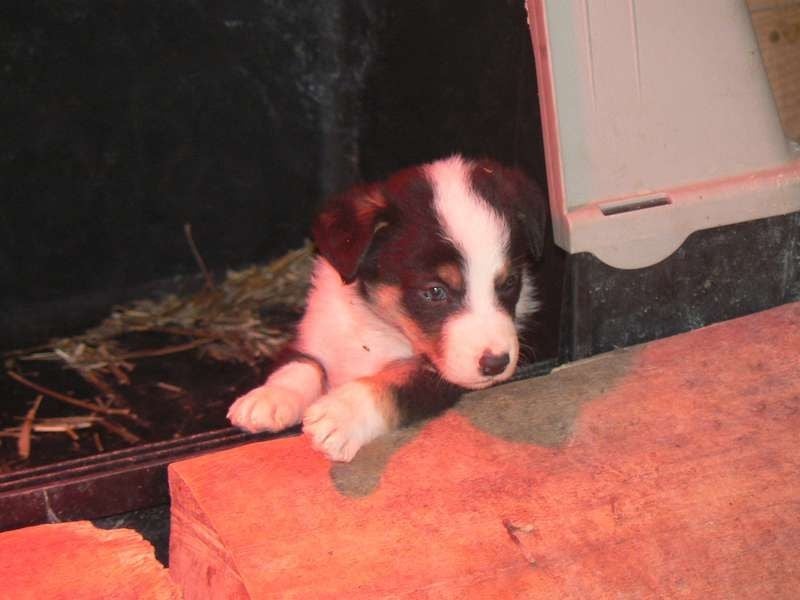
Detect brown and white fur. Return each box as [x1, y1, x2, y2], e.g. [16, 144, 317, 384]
[228, 155, 547, 461]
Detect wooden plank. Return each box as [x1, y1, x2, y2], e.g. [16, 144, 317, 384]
[0, 521, 180, 600]
[748, 1, 800, 140]
[169, 302, 800, 599]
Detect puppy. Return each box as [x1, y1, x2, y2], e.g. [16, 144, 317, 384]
[228, 155, 547, 461]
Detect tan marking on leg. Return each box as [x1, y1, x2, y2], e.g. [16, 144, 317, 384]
[361, 358, 422, 430]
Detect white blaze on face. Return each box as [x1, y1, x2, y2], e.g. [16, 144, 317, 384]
[426, 156, 519, 389]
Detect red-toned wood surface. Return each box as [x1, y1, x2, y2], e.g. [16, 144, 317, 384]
[0, 521, 179, 600]
[169, 302, 800, 599]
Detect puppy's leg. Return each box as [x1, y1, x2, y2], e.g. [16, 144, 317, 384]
[303, 359, 464, 462]
[228, 357, 325, 433]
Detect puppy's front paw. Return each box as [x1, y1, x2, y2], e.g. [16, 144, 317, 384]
[303, 382, 389, 462]
[227, 385, 305, 433]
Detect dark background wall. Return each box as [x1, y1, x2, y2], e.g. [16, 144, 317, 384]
[0, 0, 545, 349]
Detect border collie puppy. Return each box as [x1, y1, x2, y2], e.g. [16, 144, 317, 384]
[228, 155, 547, 461]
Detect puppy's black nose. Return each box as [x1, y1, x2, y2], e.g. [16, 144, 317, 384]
[479, 352, 510, 376]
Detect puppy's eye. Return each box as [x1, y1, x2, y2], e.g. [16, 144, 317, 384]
[420, 285, 448, 303]
[500, 273, 519, 290]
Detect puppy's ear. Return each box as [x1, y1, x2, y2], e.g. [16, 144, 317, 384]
[509, 168, 548, 261]
[471, 160, 549, 261]
[312, 183, 389, 283]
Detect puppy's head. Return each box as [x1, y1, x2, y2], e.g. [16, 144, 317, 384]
[313, 155, 547, 389]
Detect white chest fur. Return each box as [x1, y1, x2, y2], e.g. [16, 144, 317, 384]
[295, 258, 414, 388]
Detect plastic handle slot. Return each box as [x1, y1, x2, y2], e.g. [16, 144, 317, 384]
[599, 195, 672, 216]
